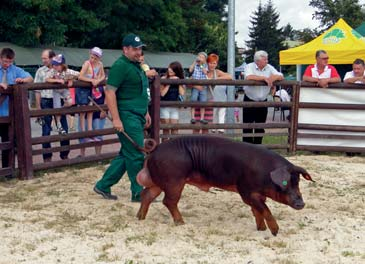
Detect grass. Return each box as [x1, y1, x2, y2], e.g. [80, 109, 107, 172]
[125, 232, 158, 246]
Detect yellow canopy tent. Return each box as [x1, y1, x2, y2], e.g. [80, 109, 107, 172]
[280, 18, 365, 65]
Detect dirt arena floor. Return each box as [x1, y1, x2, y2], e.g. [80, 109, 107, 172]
[0, 154, 364, 264]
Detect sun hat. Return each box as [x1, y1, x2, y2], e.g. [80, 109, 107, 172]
[90, 47, 102, 57]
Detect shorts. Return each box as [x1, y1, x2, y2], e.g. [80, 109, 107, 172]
[160, 107, 179, 120]
[53, 89, 71, 108]
[191, 87, 208, 102]
[76, 87, 91, 105]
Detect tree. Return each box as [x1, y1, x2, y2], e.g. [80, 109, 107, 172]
[309, 0, 364, 29]
[245, 0, 286, 68]
[0, 0, 231, 68]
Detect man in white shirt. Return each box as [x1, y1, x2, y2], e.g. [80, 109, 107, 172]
[243, 50, 284, 144]
[34, 49, 69, 162]
[344, 58, 365, 84]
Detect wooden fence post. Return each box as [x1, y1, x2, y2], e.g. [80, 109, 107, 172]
[13, 85, 33, 179]
[150, 76, 161, 144]
[289, 83, 300, 154]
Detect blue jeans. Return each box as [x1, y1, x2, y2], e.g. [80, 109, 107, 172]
[191, 87, 208, 102]
[41, 98, 70, 160]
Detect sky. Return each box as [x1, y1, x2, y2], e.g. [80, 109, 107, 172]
[235, 0, 365, 48]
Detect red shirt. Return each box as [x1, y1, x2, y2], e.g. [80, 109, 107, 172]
[303, 64, 340, 79]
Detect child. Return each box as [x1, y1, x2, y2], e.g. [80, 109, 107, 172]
[189, 52, 208, 124]
[78, 47, 105, 142]
[46, 54, 79, 134]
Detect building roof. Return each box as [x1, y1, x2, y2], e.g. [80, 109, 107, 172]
[0, 42, 196, 69]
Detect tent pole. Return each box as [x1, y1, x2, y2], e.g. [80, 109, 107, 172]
[296, 64, 302, 81]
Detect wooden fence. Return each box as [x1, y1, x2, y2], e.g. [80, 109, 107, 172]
[0, 79, 364, 180]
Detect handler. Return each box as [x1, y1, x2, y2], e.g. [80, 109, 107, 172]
[94, 33, 151, 202]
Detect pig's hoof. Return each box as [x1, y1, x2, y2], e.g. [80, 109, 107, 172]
[270, 228, 279, 236]
[136, 211, 146, 220]
[257, 224, 267, 231]
[174, 219, 185, 226]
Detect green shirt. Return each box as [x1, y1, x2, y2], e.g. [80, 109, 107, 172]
[107, 55, 149, 113]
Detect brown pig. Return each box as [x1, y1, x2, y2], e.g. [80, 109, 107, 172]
[136, 135, 314, 236]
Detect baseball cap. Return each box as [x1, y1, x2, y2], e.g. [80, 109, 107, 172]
[122, 33, 146, 48]
[90, 47, 102, 57]
[51, 54, 65, 65]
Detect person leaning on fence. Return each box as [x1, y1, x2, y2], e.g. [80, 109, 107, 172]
[302, 50, 341, 88]
[206, 53, 232, 134]
[189, 51, 209, 124]
[0, 48, 33, 170]
[344, 58, 365, 84]
[160, 61, 185, 142]
[35, 49, 71, 162]
[46, 54, 79, 135]
[78, 47, 105, 143]
[242, 50, 284, 144]
[94, 33, 151, 202]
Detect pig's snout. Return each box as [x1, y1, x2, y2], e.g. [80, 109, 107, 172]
[137, 168, 155, 187]
[292, 199, 305, 210]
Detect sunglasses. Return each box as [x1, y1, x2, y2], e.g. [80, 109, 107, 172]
[319, 57, 329, 60]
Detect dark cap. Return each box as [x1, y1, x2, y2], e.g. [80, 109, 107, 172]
[122, 33, 146, 48]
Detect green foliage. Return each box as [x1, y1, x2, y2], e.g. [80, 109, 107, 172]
[309, 0, 365, 29]
[245, 0, 286, 68]
[0, 0, 229, 65]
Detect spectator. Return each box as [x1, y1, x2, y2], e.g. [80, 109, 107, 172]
[78, 47, 105, 143]
[303, 50, 341, 88]
[94, 33, 151, 202]
[344, 58, 365, 84]
[160, 61, 185, 141]
[35, 49, 70, 162]
[46, 54, 79, 135]
[242, 50, 284, 144]
[206, 53, 232, 134]
[79, 86, 106, 157]
[0, 48, 33, 169]
[139, 51, 157, 104]
[234, 92, 240, 123]
[189, 52, 208, 124]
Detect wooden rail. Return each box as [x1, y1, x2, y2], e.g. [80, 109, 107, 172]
[1, 79, 364, 180]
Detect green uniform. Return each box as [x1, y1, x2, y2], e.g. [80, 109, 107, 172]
[95, 55, 149, 201]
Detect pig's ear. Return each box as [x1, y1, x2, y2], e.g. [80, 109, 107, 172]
[293, 166, 315, 182]
[270, 166, 291, 190]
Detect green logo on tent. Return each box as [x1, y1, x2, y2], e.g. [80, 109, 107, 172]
[322, 28, 345, 44]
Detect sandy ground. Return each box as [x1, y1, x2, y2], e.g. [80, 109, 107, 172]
[0, 154, 364, 264]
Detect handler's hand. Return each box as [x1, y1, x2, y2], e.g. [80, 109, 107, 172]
[113, 119, 124, 132]
[145, 112, 151, 128]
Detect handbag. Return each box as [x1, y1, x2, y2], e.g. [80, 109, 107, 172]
[89, 60, 103, 99]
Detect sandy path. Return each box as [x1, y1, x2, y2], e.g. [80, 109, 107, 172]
[0, 155, 364, 264]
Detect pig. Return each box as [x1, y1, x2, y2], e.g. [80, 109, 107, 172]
[136, 135, 314, 236]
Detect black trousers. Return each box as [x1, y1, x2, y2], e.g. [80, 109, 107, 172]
[0, 123, 10, 167]
[242, 95, 268, 144]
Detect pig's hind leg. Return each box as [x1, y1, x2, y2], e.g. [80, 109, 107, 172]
[137, 186, 162, 220]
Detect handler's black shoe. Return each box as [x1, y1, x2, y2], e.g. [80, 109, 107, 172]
[93, 186, 118, 200]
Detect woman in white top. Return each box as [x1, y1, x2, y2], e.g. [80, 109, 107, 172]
[206, 53, 232, 133]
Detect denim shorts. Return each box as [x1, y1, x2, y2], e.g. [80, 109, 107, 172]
[76, 87, 91, 105]
[191, 87, 208, 102]
[160, 107, 179, 120]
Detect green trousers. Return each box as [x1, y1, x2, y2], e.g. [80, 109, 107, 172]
[95, 110, 145, 198]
